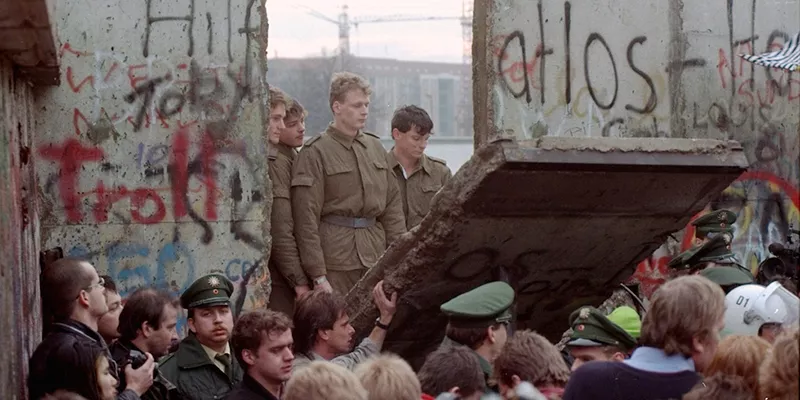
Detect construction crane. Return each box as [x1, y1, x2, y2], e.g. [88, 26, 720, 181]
[298, 4, 464, 58]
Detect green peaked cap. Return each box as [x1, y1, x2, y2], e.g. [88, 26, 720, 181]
[692, 209, 736, 238]
[180, 274, 234, 309]
[567, 306, 637, 351]
[440, 281, 515, 329]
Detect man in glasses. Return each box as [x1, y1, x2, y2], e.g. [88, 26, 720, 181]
[439, 281, 516, 393]
[29, 258, 155, 400]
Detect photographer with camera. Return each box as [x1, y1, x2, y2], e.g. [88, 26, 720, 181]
[29, 258, 154, 400]
[109, 288, 181, 400]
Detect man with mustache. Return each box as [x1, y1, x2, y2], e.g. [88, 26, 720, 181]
[386, 105, 452, 230]
[267, 91, 312, 316]
[160, 274, 243, 399]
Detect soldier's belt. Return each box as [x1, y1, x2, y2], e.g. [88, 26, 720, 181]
[321, 215, 376, 228]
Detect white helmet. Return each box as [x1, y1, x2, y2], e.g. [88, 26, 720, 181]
[723, 282, 799, 337]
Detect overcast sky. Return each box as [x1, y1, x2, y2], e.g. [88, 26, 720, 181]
[266, 0, 466, 63]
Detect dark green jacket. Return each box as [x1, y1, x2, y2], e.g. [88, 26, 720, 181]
[159, 333, 243, 400]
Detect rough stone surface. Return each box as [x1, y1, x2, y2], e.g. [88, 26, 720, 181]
[0, 0, 59, 85]
[0, 57, 42, 400]
[346, 137, 748, 368]
[33, 0, 273, 334]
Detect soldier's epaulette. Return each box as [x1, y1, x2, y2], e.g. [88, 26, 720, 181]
[303, 134, 323, 147]
[428, 155, 447, 165]
[362, 131, 381, 140]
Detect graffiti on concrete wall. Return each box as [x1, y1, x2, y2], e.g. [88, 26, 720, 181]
[35, 0, 271, 326]
[487, 0, 799, 296]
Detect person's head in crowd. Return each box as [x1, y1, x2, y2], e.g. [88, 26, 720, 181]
[55, 342, 118, 400]
[565, 306, 639, 371]
[493, 330, 570, 399]
[293, 290, 354, 360]
[440, 282, 515, 364]
[181, 274, 236, 352]
[705, 335, 771, 395]
[640, 275, 726, 373]
[117, 288, 179, 358]
[41, 258, 109, 329]
[723, 281, 799, 343]
[283, 361, 367, 400]
[329, 71, 372, 134]
[418, 346, 486, 400]
[97, 275, 122, 344]
[280, 98, 307, 148]
[354, 354, 421, 400]
[267, 86, 288, 145]
[231, 310, 294, 397]
[390, 105, 434, 162]
[759, 325, 799, 400]
[682, 373, 753, 400]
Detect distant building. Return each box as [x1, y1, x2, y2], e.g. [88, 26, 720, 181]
[267, 55, 472, 138]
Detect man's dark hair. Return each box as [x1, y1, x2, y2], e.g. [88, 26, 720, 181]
[391, 105, 434, 135]
[293, 290, 347, 357]
[41, 258, 96, 320]
[100, 275, 117, 293]
[231, 310, 293, 370]
[117, 288, 177, 341]
[418, 346, 485, 397]
[445, 324, 496, 349]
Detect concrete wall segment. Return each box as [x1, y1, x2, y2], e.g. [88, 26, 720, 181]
[34, 0, 274, 329]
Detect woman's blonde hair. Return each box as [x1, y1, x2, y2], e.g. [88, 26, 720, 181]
[705, 335, 771, 395]
[759, 325, 799, 400]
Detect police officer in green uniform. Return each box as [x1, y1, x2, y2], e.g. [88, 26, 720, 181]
[159, 274, 243, 400]
[691, 209, 737, 245]
[699, 266, 754, 294]
[439, 281, 515, 393]
[669, 234, 753, 278]
[565, 306, 639, 372]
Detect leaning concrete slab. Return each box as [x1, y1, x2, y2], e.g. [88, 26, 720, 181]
[345, 136, 748, 367]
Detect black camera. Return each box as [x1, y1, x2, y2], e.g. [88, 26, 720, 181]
[128, 349, 148, 370]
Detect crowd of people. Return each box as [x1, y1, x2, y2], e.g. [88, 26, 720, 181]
[27, 72, 800, 400]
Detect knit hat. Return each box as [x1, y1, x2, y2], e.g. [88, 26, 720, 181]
[606, 306, 642, 340]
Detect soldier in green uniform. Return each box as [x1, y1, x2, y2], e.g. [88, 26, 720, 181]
[565, 306, 639, 372]
[159, 274, 243, 399]
[698, 266, 754, 294]
[386, 105, 452, 230]
[690, 209, 737, 246]
[669, 234, 754, 279]
[439, 281, 515, 393]
[291, 72, 406, 295]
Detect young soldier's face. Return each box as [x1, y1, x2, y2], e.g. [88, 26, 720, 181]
[248, 329, 294, 384]
[392, 125, 429, 160]
[268, 103, 287, 144]
[334, 89, 369, 131]
[189, 305, 235, 347]
[280, 115, 305, 148]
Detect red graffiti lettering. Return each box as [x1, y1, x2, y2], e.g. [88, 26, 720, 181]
[170, 127, 190, 218]
[717, 49, 729, 89]
[130, 188, 167, 224]
[38, 139, 105, 222]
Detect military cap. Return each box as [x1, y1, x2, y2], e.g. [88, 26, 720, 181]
[606, 306, 642, 340]
[567, 306, 637, 351]
[685, 234, 735, 265]
[700, 266, 754, 287]
[440, 281, 515, 329]
[692, 209, 736, 238]
[667, 247, 697, 270]
[180, 274, 234, 309]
